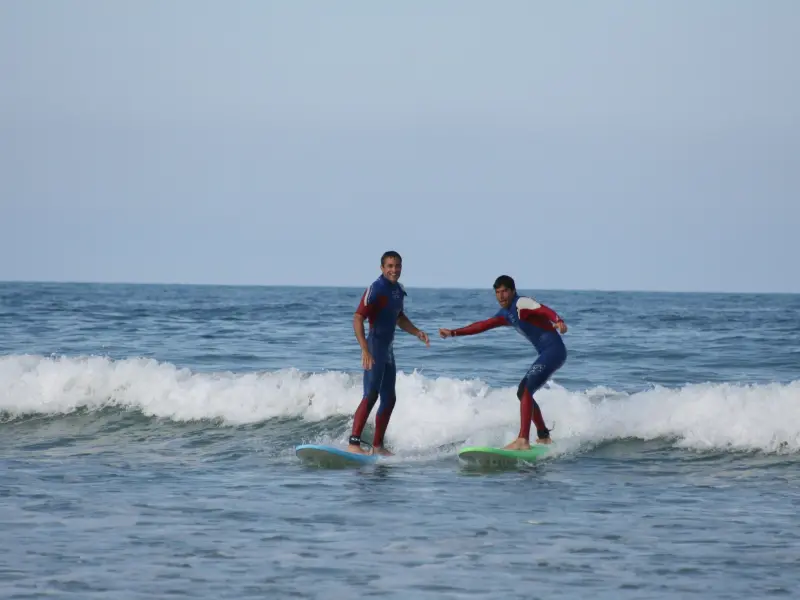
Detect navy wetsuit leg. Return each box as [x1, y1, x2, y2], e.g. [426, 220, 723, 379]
[516, 341, 567, 440]
[350, 341, 393, 445]
[523, 343, 566, 394]
[373, 350, 397, 447]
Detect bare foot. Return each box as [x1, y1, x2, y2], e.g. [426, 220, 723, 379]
[347, 444, 368, 455]
[503, 437, 531, 451]
[536, 437, 553, 445]
[373, 446, 394, 456]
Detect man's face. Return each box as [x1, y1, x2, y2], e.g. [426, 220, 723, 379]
[494, 285, 514, 309]
[381, 257, 402, 283]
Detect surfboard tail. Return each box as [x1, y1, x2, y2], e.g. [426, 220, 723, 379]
[296, 444, 380, 468]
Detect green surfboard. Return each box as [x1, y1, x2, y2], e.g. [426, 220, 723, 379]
[458, 444, 551, 467]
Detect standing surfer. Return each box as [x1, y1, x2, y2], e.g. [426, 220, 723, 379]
[347, 251, 430, 455]
[438, 275, 568, 450]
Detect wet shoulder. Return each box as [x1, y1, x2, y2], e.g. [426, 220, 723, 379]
[369, 277, 405, 306]
[368, 275, 390, 295]
[515, 296, 542, 313]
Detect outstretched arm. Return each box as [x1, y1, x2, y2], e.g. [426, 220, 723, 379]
[397, 312, 430, 346]
[439, 315, 506, 338]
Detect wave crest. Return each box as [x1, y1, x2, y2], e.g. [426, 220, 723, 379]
[2, 355, 799, 454]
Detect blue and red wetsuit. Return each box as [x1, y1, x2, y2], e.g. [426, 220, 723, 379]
[349, 274, 407, 447]
[451, 294, 567, 440]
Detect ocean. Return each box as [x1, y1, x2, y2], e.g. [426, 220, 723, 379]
[1, 281, 799, 599]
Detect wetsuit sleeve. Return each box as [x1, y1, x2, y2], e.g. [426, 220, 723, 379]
[517, 297, 563, 324]
[355, 285, 387, 320]
[451, 315, 507, 337]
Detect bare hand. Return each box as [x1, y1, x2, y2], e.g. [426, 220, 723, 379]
[439, 328, 453, 339]
[554, 320, 568, 334]
[416, 330, 430, 346]
[361, 349, 374, 370]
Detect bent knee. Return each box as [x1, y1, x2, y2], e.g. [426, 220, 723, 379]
[516, 378, 527, 400]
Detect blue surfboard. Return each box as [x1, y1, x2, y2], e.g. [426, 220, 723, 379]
[295, 444, 380, 468]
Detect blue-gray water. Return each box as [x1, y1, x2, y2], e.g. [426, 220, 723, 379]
[1, 282, 799, 599]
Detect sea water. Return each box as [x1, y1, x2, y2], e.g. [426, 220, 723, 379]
[1, 282, 799, 598]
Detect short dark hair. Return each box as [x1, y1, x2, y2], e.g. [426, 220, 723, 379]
[493, 275, 516, 291]
[381, 250, 402, 265]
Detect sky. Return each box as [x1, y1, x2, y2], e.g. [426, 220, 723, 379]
[1, 0, 798, 293]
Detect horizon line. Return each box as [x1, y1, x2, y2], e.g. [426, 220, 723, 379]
[0, 278, 796, 297]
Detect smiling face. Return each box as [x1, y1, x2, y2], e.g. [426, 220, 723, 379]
[381, 256, 402, 283]
[494, 284, 514, 309]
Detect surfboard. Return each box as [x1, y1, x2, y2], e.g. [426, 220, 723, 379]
[295, 444, 380, 468]
[458, 444, 551, 467]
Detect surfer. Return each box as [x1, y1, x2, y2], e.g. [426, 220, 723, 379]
[438, 275, 567, 451]
[348, 251, 430, 456]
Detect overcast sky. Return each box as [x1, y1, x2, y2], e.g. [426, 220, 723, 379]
[1, 0, 798, 292]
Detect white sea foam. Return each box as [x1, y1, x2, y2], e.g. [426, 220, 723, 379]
[2, 354, 799, 454]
